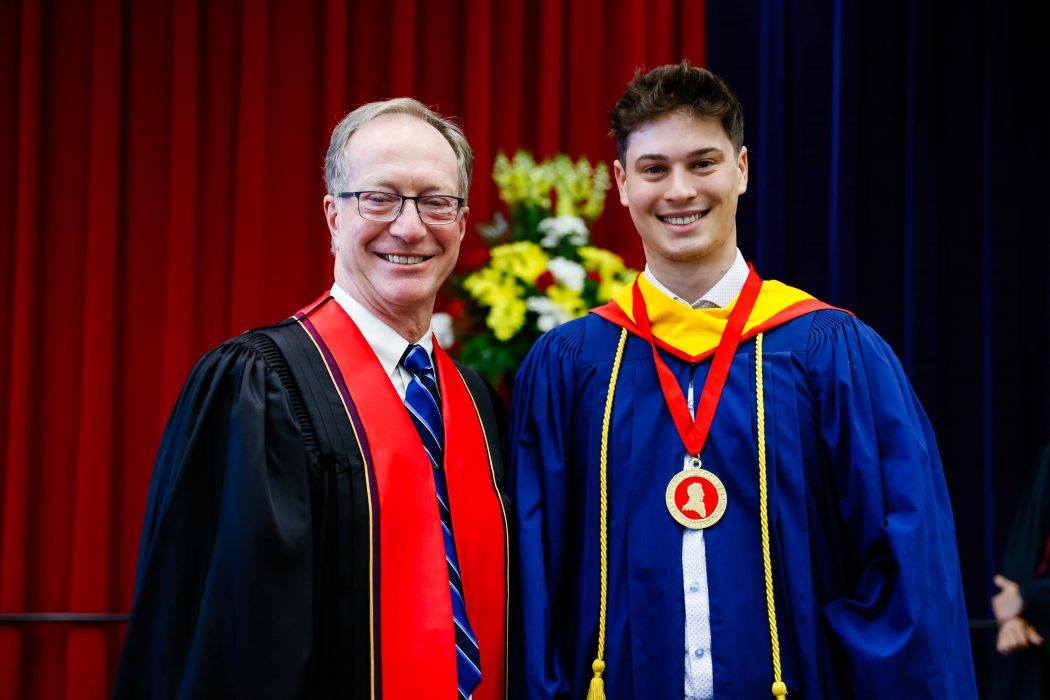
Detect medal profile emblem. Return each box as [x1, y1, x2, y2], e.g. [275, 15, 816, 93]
[665, 465, 727, 529]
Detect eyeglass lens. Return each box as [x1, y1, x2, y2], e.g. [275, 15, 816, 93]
[357, 192, 460, 224]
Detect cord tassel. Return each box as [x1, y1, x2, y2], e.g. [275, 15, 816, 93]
[586, 660, 606, 700]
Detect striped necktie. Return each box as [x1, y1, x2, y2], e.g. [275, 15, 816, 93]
[401, 344, 482, 699]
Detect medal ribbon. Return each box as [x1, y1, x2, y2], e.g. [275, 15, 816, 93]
[631, 265, 763, 457]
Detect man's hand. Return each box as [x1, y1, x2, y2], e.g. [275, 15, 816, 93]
[992, 574, 1025, 621]
[996, 616, 1044, 654]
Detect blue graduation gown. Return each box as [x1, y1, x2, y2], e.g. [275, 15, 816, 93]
[509, 308, 976, 699]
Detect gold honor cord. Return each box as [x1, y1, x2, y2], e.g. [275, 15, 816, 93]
[588, 328, 628, 700]
[590, 330, 787, 699]
[756, 333, 787, 698]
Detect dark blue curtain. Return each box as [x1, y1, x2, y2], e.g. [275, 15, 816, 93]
[707, 0, 1050, 692]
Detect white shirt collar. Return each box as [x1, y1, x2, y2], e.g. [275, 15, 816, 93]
[329, 283, 434, 387]
[644, 249, 749, 309]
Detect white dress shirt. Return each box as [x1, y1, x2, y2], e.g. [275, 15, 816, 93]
[644, 250, 748, 700]
[329, 283, 435, 399]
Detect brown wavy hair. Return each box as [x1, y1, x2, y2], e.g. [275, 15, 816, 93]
[609, 61, 745, 164]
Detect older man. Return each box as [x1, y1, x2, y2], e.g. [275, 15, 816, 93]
[117, 99, 508, 700]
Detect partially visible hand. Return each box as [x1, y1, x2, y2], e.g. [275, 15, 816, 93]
[992, 574, 1025, 621]
[996, 616, 1044, 654]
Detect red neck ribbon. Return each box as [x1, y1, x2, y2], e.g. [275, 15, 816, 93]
[631, 266, 763, 457]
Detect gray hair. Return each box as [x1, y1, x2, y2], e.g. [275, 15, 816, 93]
[324, 97, 473, 201]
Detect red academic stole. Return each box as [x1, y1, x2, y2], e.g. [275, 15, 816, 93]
[592, 266, 847, 362]
[295, 295, 508, 700]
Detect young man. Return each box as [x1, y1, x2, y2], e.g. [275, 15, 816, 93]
[510, 63, 976, 699]
[117, 99, 509, 699]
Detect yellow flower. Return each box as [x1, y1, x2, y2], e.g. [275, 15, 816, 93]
[548, 155, 610, 220]
[489, 242, 549, 283]
[546, 284, 588, 320]
[493, 150, 554, 209]
[487, 298, 528, 340]
[579, 246, 636, 301]
[582, 162, 611, 221]
[463, 267, 516, 307]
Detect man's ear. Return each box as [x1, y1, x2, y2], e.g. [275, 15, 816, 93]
[614, 159, 630, 207]
[737, 147, 748, 195]
[456, 206, 469, 243]
[323, 195, 340, 235]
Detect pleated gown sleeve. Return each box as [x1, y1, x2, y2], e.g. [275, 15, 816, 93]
[115, 333, 315, 699]
[508, 324, 586, 700]
[804, 311, 975, 697]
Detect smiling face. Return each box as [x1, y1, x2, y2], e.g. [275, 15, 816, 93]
[614, 110, 748, 299]
[323, 113, 468, 341]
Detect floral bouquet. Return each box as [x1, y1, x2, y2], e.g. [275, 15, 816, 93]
[442, 150, 636, 390]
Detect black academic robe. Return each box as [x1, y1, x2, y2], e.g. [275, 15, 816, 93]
[991, 443, 1050, 699]
[114, 300, 508, 699]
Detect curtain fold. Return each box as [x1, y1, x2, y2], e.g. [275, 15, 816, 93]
[707, 1, 1050, 692]
[62, 0, 125, 693]
[0, 1, 705, 696]
[3, 1, 44, 698]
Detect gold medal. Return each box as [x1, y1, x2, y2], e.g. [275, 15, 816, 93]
[665, 457, 727, 529]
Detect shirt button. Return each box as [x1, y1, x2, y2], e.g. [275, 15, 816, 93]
[689, 581, 701, 593]
[694, 648, 705, 658]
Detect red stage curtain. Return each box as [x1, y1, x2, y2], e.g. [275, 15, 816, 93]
[0, 0, 704, 696]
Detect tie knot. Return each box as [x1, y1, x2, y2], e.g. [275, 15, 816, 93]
[402, 344, 433, 376]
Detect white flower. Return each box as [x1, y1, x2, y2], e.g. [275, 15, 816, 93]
[546, 257, 586, 291]
[538, 215, 589, 248]
[526, 296, 571, 332]
[431, 312, 455, 348]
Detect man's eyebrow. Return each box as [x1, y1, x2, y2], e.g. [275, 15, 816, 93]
[359, 178, 401, 192]
[358, 179, 451, 195]
[634, 147, 724, 163]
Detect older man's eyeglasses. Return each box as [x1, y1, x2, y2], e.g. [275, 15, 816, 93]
[337, 191, 464, 225]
